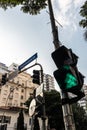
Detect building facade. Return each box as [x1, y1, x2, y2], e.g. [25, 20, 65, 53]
[43, 74, 55, 91]
[78, 85, 87, 113]
[0, 62, 55, 130]
[0, 62, 38, 130]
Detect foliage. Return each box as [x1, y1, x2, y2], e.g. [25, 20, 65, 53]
[72, 103, 87, 130]
[17, 109, 25, 130]
[79, 1, 87, 28]
[25, 90, 87, 130]
[44, 90, 65, 130]
[79, 1, 87, 41]
[25, 90, 65, 130]
[0, 0, 47, 15]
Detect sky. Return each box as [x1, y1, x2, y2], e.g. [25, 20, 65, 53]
[0, 0, 87, 91]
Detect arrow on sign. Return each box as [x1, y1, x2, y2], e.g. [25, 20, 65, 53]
[18, 53, 38, 71]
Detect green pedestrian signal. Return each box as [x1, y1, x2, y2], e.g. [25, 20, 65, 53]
[54, 65, 78, 91]
[65, 73, 78, 89]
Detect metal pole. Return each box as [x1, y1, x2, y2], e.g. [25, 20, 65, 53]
[22, 63, 46, 130]
[47, 0, 76, 130]
[35, 63, 46, 130]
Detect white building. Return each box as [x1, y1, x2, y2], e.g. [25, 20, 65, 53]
[43, 74, 55, 91]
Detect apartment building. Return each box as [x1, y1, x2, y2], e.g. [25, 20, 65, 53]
[0, 62, 38, 130]
[0, 62, 55, 130]
[43, 74, 55, 91]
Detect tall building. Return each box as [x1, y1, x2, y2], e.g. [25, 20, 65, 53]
[43, 74, 55, 91]
[0, 62, 38, 130]
[78, 85, 87, 113]
[0, 62, 9, 74]
[8, 63, 18, 71]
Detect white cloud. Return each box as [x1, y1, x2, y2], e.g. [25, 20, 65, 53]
[53, 0, 86, 31]
[58, 0, 71, 14]
[74, 0, 85, 8]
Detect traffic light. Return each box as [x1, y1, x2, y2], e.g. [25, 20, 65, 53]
[1, 73, 7, 85]
[32, 70, 42, 85]
[51, 45, 85, 103]
[53, 65, 83, 92]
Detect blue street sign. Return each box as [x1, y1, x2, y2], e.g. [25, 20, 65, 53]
[18, 53, 38, 71]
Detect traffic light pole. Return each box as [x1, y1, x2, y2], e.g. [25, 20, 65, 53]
[19, 63, 46, 130]
[47, 0, 76, 130]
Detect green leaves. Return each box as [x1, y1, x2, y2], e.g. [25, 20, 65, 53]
[72, 103, 87, 130]
[0, 0, 47, 15]
[79, 19, 87, 28]
[80, 1, 87, 18]
[79, 1, 87, 41]
[0, 0, 23, 10]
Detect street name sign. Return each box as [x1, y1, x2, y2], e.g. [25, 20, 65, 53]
[18, 53, 38, 71]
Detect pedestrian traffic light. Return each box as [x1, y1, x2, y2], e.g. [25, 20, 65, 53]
[1, 73, 7, 85]
[32, 70, 42, 85]
[53, 65, 83, 92]
[51, 45, 85, 103]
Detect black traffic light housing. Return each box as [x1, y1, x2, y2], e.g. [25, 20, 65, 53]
[51, 46, 72, 68]
[54, 66, 84, 93]
[51, 45, 85, 104]
[32, 70, 42, 85]
[51, 45, 78, 68]
[1, 73, 7, 85]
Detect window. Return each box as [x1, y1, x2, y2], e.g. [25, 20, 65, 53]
[14, 100, 18, 106]
[16, 87, 19, 91]
[5, 116, 11, 123]
[20, 102, 23, 106]
[21, 95, 24, 99]
[22, 83, 24, 86]
[21, 89, 24, 93]
[17, 81, 19, 84]
[3, 93, 7, 95]
[0, 116, 11, 123]
[8, 103, 12, 106]
[2, 98, 6, 102]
